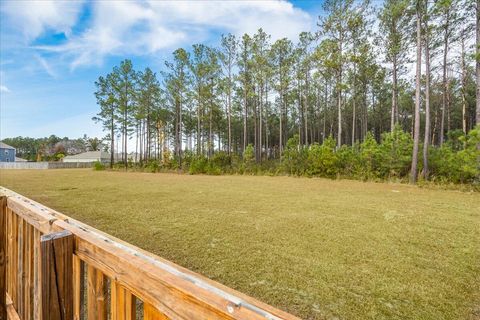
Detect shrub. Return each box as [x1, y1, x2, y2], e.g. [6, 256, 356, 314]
[145, 160, 160, 173]
[243, 144, 256, 174]
[358, 133, 381, 179]
[189, 156, 208, 174]
[378, 126, 413, 179]
[430, 127, 480, 183]
[306, 136, 338, 178]
[211, 151, 232, 170]
[282, 135, 307, 175]
[93, 161, 105, 171]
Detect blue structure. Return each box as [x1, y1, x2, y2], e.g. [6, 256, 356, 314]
[0, 142, 16, 162]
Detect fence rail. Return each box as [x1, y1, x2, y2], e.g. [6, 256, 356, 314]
[0, 187, 299, 320]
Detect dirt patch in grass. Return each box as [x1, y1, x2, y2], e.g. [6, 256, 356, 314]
[1, 169, 479, 319]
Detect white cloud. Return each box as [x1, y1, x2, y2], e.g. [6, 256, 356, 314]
[0, 85, 10, 93]
[1, 0, 85, 41]
[26, 1, 314, 68]
[35, 55, 57, 78]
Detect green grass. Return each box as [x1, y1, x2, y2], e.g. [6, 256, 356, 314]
[1, 169, 479, 319]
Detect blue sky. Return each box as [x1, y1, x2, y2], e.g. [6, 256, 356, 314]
[0, 0, 325, 139]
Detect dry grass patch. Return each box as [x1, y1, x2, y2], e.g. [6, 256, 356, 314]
[1, 169, 479, 319]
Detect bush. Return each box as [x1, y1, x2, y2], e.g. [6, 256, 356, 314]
[189, 156, 208, 174]
[211, 151, 232, 170]
[93, 161, 105, 171]
[243, 144, 256, 174]
[282, 135, 307, 175]
[337, 145, 359, 178]
[145, 160, 160, 173]
[358, 132, 381, 179]
[378, 126, 413, 179]
[306, 136, 338, 178]
[430, 127, 479, 183]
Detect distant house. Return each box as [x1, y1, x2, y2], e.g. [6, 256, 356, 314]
[15, 157, 28, 162]
[63, 151, 111, 163]
[0, 142, 16, 162]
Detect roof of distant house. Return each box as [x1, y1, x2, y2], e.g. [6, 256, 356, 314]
[0, 142, 15, 149]
[15, 157, 28, 162]
[63, 151, 110, 160]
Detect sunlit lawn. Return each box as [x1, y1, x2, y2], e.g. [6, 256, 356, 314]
[1, 169, 479, 319]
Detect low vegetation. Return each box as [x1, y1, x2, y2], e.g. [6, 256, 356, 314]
[118, 127, 480, 187]
[1, 170, 478, 319]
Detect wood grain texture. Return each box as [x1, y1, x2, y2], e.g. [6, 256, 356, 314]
[111, 283, 136, 320]
[88, 265, 107, 320]
[72, 255, 84, 320]
[0, 196, 6, 320]
[6, 294, 19, 320]
[33, 229, 41, 320]
[40, 230, 73, 320]
[144, 302, 170, 320]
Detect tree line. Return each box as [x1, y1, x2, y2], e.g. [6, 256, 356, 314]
[93, 0, 479, 184]
[2, 135, 102, 161]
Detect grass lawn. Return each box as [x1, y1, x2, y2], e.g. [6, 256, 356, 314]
[0, 169, 479, 319]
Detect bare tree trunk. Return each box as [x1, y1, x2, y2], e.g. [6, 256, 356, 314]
[259, 83, 263, 161]
[423, 10, 431, 180]
[209, 100, 213, 159]
[477, 0, 480, 126]
[363, 85, 368, 141]
[279, 70, 284, 159]
[323, 82, 327, 142]
[110, 108, 114, 168]
[411, 1, 422, 184]
[352, 61, 356, 146]
[197, 91, 201, 156]
[305, 69, 309, 146]
[227, 66, 232, 155]
[254, 88, 258, 162]
[243, 89, 248, 153]
[440, 11, 450, 146]
[337, 87, 342, 147]
[136, 122, 139, 164]
[337, 42, 343, 148]
[476, 0, 480, 181]
[391, 56, 398, 131]
[178, 97, 182, 165]
[461, 32, 468, 135]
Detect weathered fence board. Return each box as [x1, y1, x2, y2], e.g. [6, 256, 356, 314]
[40, 230, 73, 320]
[0, 196, 6, 320]
[0, 187, 299, 320]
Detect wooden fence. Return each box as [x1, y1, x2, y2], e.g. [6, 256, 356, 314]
[0, 187, 299, 320]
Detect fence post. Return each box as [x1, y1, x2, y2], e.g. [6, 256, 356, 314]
[41, 230, 73, 320]
[0, 196, 6, 320]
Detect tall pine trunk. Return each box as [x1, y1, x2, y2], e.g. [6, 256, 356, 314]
[337, 42, 343, 148]
[477, 0, 480, 126]
[440, 12, 449, 146]
[352, 60, 357, 146]
[110, 106, 114, 168]
[391, 55, 398, 131]
[197, 88, 201, 156]
[461, 32, 467, 135]
[423, 9, 431, 179]
[227, 66, 232, 155]
[411, 0, 422, 184]
[243, 86, 248, 153]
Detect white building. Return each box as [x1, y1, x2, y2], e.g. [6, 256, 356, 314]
[63, 151, 111, 163]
